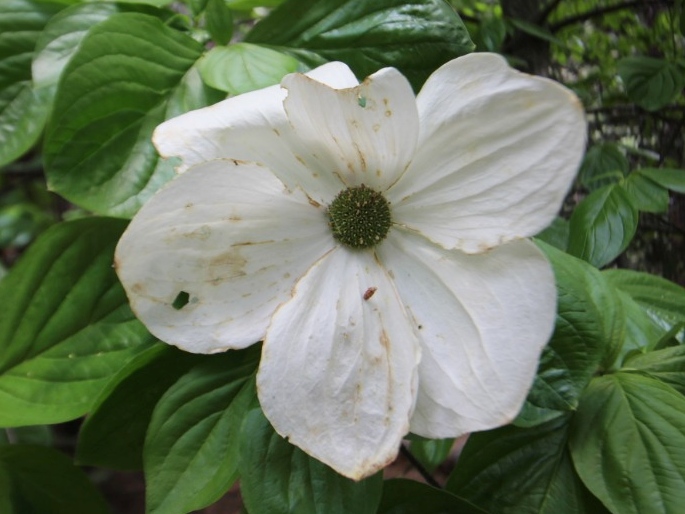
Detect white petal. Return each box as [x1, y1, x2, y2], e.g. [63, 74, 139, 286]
[115, 159, 333, 353]
[377, 230, 555, 438]
[152, 62, 359, 204]
[257, 248, 420, 480]
[388, 53, 586, 253]
[281, 67, 419, 191]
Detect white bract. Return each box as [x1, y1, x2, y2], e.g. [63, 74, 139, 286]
[115, 53, 586, 480]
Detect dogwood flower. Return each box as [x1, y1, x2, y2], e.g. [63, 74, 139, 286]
[115, 53, 585, 480]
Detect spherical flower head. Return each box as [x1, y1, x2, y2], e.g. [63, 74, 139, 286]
[115, 53, 586, 480]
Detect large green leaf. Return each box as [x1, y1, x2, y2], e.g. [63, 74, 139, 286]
[76, 344, 204, 470]
[0, 218, 156, 426]
[144, 347, 260, 514]
[618, 56, 685, 111]
[569, 372, 685, 514]
[625, 345, 685, 396]
[239, 408, 383, 514]
[246, 0, 474, 90]
[43, 13, 209, 218]
[0, 444, 109, 514]
[515, 243, 612, 426]
[379, 479, 487, 514]
[603, 269, 685, 331]
[0, 0, 63, 166]
[447, 415, 609, 514]
[568, 184, 638, 268]
[197, 43, 299, 95]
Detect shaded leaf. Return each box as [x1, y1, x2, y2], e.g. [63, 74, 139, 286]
[620, 171, 669, 213]
[579, 143, 629, 191]
[638, 167, 685, 194]
[618, 56, 685, 111]
[379, 479, 486, 514]
[239, 408, 383, 514]
[448, 415, 608, 514]
[0, 445, 109, 514]
[76, 344, 204, 470]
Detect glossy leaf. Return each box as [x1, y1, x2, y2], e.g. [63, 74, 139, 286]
[516, 243, 612, 426]
[625, 345, 685, 395]
[620, 171, 669, 213]
[0, 218, 156, 426]
[618, 56, 685, 111]
[534, 217, 569, 252]
[603, 269, 685, 330]
[76, 344, 204, 470]
[239, 408, 383, 514]
[198, 43, 299, 95]
[0, 0, 63, 166]
[144, 348, 260, 514]
[379, 479, 486, 514]
[0, 444, 109, 514]
[568, 184, 638, 268]
[43, 13, 206, 217]
[612, 290, 666, 363]
[570, 373, 685, 514]
[448, 415, 608, 514]
[246, 0, 474, 90]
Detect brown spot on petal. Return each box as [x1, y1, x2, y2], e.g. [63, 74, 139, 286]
[380, 330, 390, 350]
[385, 110, 392, 117]
[372, 124, 381, 132]
[208, 248, 247, 278]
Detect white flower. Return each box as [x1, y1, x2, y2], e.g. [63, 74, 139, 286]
[115, 53, 586, 480]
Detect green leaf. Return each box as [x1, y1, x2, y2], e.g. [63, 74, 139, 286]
[516, 243, 614, 426]
[0, 445, 109, 514]
[620, 171, 669, 213]
[618, 56, 685, 111]
[144, 347, 260, 514]
[534, 217, 569, 252]
[447, 415, 608, 514]
[43, 13, 206, 218]
[0, 218, 156, 427]
[379, 479, 487, 514]
[570, 372, 685, 514]
[198, 43, 299, 95]
[509, 18, 566, 46]
[0, 0, 63, 166]
[205, 0, 233, 45]
[239, 408, 383, 514]
[408, 436, 455, 473]
[638, 167, 685, 194]
[568, 184, 638, 268]
[226, 0, 284, 9]
[578, 143, 629, 191]
[603, 269, 685, 330]
[612, 290, 666, 362]
[625, 344, 685, 395]
[2, 425, 53, 447]
[245, 0, 474, 90]
[76, 344, 204, 470]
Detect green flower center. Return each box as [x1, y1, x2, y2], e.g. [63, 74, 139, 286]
[328, 185, 392, 249]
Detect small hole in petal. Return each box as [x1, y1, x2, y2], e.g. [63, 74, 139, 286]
[172, 291, 190, 310]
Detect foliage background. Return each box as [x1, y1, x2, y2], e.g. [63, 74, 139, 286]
[1, 0, 684, 513]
